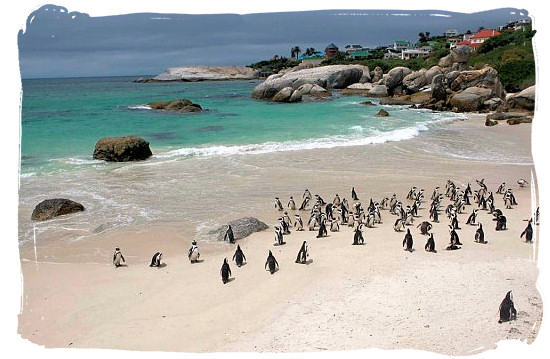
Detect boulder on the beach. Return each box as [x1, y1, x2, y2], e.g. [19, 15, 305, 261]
[431, 74, 447, 101]
[141, 66, 260, 82]
[251, 65, 365, 100]
[341, 82, 373, 95]
[506, 85, 535, 111]
[207, 217, 269, 241]
[31, 198, 85, 221]
[450, 87, 494, 112]
[93, 136, 153, 162]
[148, 99, 203, 113]
[403, 69, 427, 94]
[367, 84, 389, 98]
[370, 66, 384, 83]
[381, 66, 413, 95]
[450, 66, 504, 98]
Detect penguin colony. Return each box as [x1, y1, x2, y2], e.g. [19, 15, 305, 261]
[112, 178, 537, 320]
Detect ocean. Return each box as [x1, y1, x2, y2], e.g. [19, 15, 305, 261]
[18, 76, 533, 247]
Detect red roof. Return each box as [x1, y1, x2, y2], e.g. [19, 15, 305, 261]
[471, 29, 501, 39]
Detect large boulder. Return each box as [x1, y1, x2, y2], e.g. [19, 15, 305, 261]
[403, 69, 428, 93]
[93, 136, 153, 162]
[425, 66, 444, 85]
[148, 99, 203, 113]
[295, 83, 332, 97]
[450, 45, 472, 64]
[367, 84, 389, 97]
[431, 74, 447, 101]
[450, 87, 494, 111]
[207, 217, 269, 241]
[143, 66, 260, 82]
[450, 66, 504, 98]
[341, 82, 373, 95]
[506, 85, 535, 111]
[31, 198, 85, 221]
[371, 66, 384, 83]
[252, 65, 365, 100]
[381, 67, 413, 95]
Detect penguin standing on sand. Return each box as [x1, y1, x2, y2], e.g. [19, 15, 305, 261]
[288, 196, 296, 210]
[299, 196, 310, 211]
[316, 219, 328, 238]
[466, 209, 478, 225]
[403, 228, 413, 252]
[520, 220, 533, 243]
[274, 226, 286, 245]
[232, 245, 246, 267]
[224, 225, 235, 243]
[353, 224, 364, 245]
[265, 250, 279, 274]
[188, 240, 200, 263]
[149, 252, 163, 267]
[496, 214, 507, 231]
[220, 258, 231, 284]
[425, 233, 436, 252]
[449, 225, 462, 246]
[295, 241, 309, 263]
[498, 291, 517, 323]
[294, 214, 304, 231]
[475, 223, 486, 244]
[113, 247, 125, 267]
[274, 197, 283, 211]
[330, 219, 340, 232]
[417, 221, 432, 235]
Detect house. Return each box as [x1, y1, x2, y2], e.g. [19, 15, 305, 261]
[344, 44, 364, 54]
[456, 29, 501, 49]
[348, 49, 372, 60]
[393, 40, 413, 51]
[444, 29, 459, 37]
[299, 52, 325, 66]
[325, 43, 339, 58]
[383, 49, 401, 59]
[500, 18, 532, 31]
[401, 48, 430, 60]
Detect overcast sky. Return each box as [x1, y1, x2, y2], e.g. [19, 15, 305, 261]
[17, 4, 530, 78]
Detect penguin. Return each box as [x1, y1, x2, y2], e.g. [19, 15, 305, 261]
[294, 214, 304, 231]
[496, 215, 507, 231]
[303, 188, 312, 200]
[220, 258, 232, 284]
[449, 225, 462, 246]
[406, 186, 417, 200]
[274, 226, 286, 245]
[113, 247, 125, 267]
[429, 204, 439, 223]
[188, 241, 200, 263]
[232, 245, 246, 267]
[295, 241, 309, 263]
[520, 219, 533, 243]
[316, 219, 328, 238]
[330, 219, 340, 232]
[393, 218, 405, 232]
[274, 197, 283, 211]
[417, 221, 432, 235]
[517, 179, 528, 188]
[351, 187, 359, 201]
[425, 233, 436, 253]
[265, 250, 279, 274]
[279, 216, 291, 235]
[299, 196, 310, 211]
[307, 215, 317, 231]
[466, 209, 478, 225]
[403, 228, 413, 252]
[353, 224, 364, 245]
[496, 182, 506, 194]
[450, 213, 459, 230]
[288, 196, 296, 210]
[498, 291, 517, 323]
[475, 223, 486, 243]
[431, 186, 440, 201]
[325, 203, 334, 220]
[149, 252, 163, 267]
[224, 225, 235, 243]
[333, 194, 341, 207]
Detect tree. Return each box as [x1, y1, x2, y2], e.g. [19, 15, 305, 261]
[304, 47, 317, 56]
[291, 46, 301, 59]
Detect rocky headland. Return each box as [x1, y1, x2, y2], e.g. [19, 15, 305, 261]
[148, 99, 203, 113]
[136, 66, 260, 82]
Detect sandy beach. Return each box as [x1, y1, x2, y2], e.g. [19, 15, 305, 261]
[16, 114, 544, 356]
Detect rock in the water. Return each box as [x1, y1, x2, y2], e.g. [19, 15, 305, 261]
[485, 118, 499, 126]
[148, 99, 203, 113]
[93, 136, 153, 162]
[31, 198, 85, 221]
[207, 217, 269, 241]
[295, 83, 331, 97]
[377, 109, 389, 117]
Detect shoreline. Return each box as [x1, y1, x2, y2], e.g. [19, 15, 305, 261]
[16, 112, 543, 355]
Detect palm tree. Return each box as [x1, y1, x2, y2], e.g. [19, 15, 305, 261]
[304, 47, 317, 56]
[291, 46, 301, 60]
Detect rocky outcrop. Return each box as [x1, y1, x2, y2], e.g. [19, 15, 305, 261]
[137, 66, 260, 82]
[380, 66, 413, 95]
[506, 85, 535, 111]
[31, 198, 85, 221]
[295, 84, 331, 97]
[207, 217, 269, 241]
[450, 66, 504, 98]
[367, 84, 389, 98]
[272, 87, 302, 103]
[431, 74, 447, 102]
[148, 99, 203, 113]
[486, 112, 534, 125]
[439, 45, 472, 67]
[403, 69, 427, 93]
[251, 65, 365, 100]
[93, 136, 153, 162]
[371, 66, 384, 83]
[341, 82, 373, 95]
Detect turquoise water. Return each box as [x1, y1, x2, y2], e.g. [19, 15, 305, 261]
[20, 76, 462, 176]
